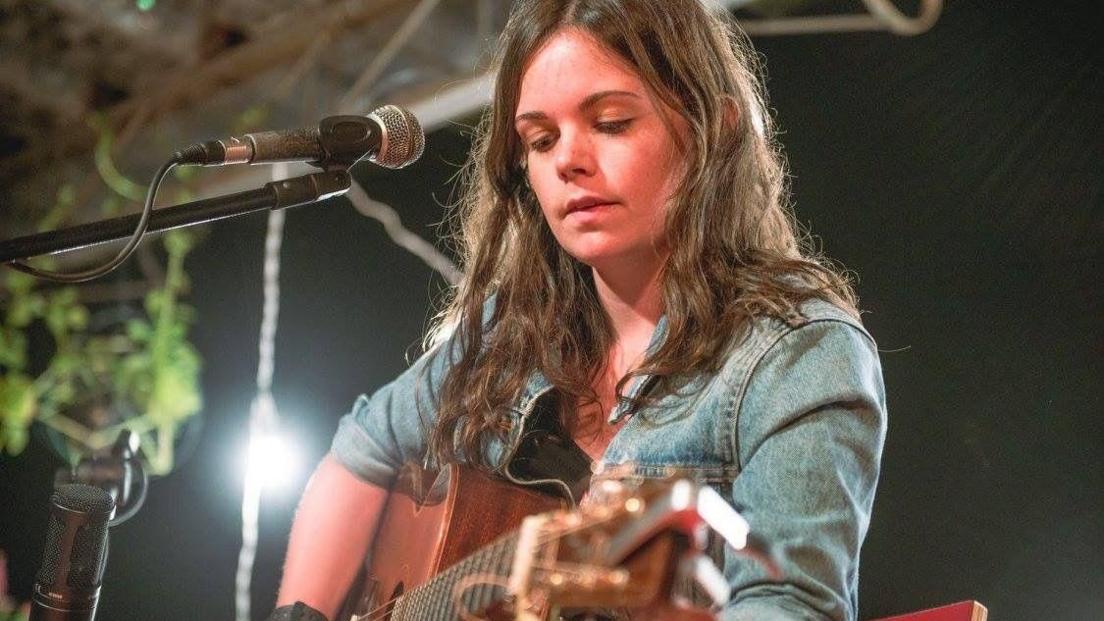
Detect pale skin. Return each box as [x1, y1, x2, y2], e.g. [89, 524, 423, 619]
[515, 29, 689, 458]
[278, 28, 708, 619]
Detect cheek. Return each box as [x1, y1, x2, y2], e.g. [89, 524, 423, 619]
[526, 169, 559, 221]
[617, 124, 679, 180]
[620, 146, 683, 213]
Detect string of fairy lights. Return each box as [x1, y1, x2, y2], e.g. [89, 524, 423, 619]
[232, 163, 459, 621]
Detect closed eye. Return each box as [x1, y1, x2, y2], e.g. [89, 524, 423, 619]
[523, 118, 633, 153]
[596, 119, 632, 134]
[527, 133, 556, 153]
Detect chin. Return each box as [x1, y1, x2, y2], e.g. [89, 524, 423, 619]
[561, 243, 619, 267]
[564, 246, 653, 272]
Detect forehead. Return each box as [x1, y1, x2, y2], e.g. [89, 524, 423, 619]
[516, 28, 647, 114]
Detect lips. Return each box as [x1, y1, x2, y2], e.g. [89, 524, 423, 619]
[564, 195, 616, 216]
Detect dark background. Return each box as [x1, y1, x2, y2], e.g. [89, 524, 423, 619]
[2, 0, 1101, 619]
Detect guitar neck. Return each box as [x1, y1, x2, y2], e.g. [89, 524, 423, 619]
[386, 531, 520, 620]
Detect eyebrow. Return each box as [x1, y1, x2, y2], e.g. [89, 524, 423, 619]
[515, 90, 642, 123]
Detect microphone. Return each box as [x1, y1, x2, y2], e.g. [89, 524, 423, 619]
[175, 104, 425, 170]
[29, 484, 115, 621]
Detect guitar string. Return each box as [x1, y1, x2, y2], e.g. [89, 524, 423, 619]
[363, 557, 643, 621]
[353, 508, 613, 618]
[355, 537, 519, 621]
[355, 535, 768, 621]
[355, 536, 516, 621]
[452, 573, 512, 621]
[353, 495, 777, 621]
[355, 517, 627, 618]
[354, 511, 629, 621]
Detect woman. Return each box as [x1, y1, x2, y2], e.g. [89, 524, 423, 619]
[275, 1, 885, 620]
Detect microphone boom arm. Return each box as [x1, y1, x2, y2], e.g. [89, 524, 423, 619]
[0, 170, 351, 264]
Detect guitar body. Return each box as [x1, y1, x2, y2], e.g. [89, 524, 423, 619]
[338, 464, 566, 621]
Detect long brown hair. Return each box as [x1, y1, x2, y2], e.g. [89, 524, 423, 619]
[427, 0, 857, 467]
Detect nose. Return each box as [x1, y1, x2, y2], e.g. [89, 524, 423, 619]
[554, 127, 595, 182]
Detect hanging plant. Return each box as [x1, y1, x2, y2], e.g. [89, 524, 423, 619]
[0, 119, 204, 476]
[0, 229, 202, 476]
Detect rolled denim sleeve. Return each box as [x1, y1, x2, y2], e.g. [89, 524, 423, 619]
[330, 334, 460, 489]
[723, 319, 886, 621]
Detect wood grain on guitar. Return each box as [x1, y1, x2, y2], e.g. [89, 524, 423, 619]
[338, 464, 755, 621]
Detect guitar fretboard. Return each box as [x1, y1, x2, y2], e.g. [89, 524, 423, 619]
[389, 531, 520, 620]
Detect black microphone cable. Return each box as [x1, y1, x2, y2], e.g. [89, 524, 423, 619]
[5, 155, 180, 283]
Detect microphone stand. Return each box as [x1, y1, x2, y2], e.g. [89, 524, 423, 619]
[0, 169, 351, 264]
[6, 159, 357, 621]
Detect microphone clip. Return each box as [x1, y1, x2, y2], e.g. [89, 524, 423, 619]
[316, 114, 382, 170]
[55, 430, 148, 527]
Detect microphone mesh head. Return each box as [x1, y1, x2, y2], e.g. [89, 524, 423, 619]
[54, 484, 115, 513]
[38, 511, 66, 585]
[370, 105, 425, 169]
[37, 484, 114, 589]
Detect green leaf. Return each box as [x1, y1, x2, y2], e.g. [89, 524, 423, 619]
[49, 352, 82, 376]
[145, 367, 201, 427]
[44, 289, 80, 339]
[0, 374, 36, 421]
[3, 269, 35, 294]
[163, 229, 196, 257]
[144, 291, 165, 316]
[0, 328, 28, 370]
[126, 319, 152, 342]
[0, 374, 37, 455]
[3, 423, 30, 454]
[67, 305, 89, 330]
[45, 306, 67, 339]
[7, 293, 45, 328]
[52, 288, 78, 306]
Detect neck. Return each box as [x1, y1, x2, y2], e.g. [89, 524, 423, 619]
[591, 255, 665, 360]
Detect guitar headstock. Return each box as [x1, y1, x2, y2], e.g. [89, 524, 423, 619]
[505, 477, 750, 617]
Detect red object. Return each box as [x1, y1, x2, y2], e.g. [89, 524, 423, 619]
[870, 600, 988, 621]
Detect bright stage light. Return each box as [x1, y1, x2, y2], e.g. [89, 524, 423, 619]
[244, 430, 298, 491]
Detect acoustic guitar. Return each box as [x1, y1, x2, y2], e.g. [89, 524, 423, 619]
[336, 463, 752, 621]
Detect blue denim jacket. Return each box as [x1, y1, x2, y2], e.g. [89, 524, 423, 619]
[332, 298, 886, 620]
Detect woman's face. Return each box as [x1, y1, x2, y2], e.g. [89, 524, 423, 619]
[514, 28, 688, 273]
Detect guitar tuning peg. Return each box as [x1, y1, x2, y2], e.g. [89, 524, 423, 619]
[544, 567, 631, 593]
[623, 496, 644, 514]
[677, 552, 731, 608]
[581, 478, 630, 512]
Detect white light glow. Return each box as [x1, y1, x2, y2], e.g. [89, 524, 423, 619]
[244, 431, 298, 491]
